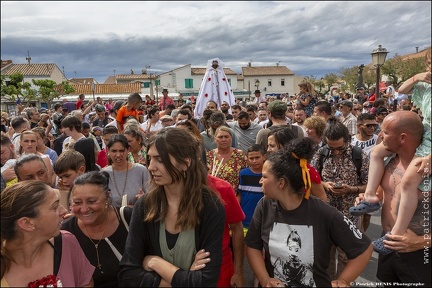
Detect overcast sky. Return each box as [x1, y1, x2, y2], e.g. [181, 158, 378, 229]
[1, 1, 431, 83]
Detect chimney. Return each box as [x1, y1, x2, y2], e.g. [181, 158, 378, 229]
[26, 51, 31, 65]
[248, 61, 251, 67]
[415, 46, 419, 53]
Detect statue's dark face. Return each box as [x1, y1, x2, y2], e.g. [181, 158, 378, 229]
[212, 61, 219, 69]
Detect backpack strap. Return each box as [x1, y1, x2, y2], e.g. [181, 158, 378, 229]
[53, 232, 62, 275]
[120, 206, 129, 232]
[351, 146, 363, 178]
[318, 146, 330, 176]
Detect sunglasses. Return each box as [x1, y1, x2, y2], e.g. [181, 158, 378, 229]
[353, 108, 360, 111]
[363, 124, 378, 129]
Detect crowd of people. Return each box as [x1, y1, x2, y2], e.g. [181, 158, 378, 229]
[1, 48, 430, 287]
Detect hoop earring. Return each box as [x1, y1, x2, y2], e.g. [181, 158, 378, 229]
[105, 202, 109, 209]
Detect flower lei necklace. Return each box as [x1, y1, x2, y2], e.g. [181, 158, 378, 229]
[28, 275, 62, 287]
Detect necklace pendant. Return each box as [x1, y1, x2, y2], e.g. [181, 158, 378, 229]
[97, 264, 102, 269]
[95, 244, 98, 248]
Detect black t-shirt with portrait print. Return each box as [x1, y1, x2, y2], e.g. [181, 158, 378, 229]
[245, 196, 371, 287]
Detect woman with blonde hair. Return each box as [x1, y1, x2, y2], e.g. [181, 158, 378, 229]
[304, 116, 327, 147]
[19, 130, 55, 185]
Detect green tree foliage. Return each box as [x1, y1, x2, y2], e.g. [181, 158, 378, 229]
[382, 54, 426, 87]
[32, 79, 75, 108]
[1, 73, 37, 102]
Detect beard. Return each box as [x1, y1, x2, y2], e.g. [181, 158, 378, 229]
[240, 123, 251, 130]
[221, 107, 229, 113]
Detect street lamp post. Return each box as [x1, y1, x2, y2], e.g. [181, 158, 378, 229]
[371, 45, 389, 99]
[255, 79, 260, 91]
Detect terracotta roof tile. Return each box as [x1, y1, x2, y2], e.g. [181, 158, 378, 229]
[241, 66, 294, 76]
[1, 63, 57, 76]
[401, 47, 430, 61]
[115, 74, 152, 80]
[59, 83, 141, 95]
[103, 75, 117, 84]
[68, 78, 98, 84]
[191, 68, 238, 75]
[1, 60, 13, 69]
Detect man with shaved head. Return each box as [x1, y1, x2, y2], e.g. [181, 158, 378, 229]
[354, 111, 430, 286]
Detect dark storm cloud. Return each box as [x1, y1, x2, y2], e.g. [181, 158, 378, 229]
[1, 1, 430, 83]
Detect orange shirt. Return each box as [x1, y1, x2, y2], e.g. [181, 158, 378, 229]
[116, 106, 138, 125]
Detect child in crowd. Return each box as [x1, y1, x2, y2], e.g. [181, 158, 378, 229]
[96, 126, 118, 168]
[53, 149, 87, 211]
[350, 47, 431, 255]
[116, 92, 142, 133]
[237, 144, 266, 235]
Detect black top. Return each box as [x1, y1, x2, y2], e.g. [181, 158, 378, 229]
[118, 191, 226, 287]
[61, 206, 132, 287]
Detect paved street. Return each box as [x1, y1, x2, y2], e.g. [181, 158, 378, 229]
[354, 214, 382, 286]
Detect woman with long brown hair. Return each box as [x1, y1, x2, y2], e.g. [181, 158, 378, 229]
[118, 128, 226, 286]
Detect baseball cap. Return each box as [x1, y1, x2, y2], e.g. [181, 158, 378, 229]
[341, 100, 353, 108]
[267, 100, 287, 118]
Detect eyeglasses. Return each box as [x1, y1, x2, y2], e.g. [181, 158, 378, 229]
[363, 124, 378, 129]
[353, 108, 360, 111]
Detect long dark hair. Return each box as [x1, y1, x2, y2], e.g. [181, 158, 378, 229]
[74, 138, 100, 172]
[144, 128, 219, 229]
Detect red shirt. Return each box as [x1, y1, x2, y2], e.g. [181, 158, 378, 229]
[76, 99, 83, 110]
[207, 175, 245, 287]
